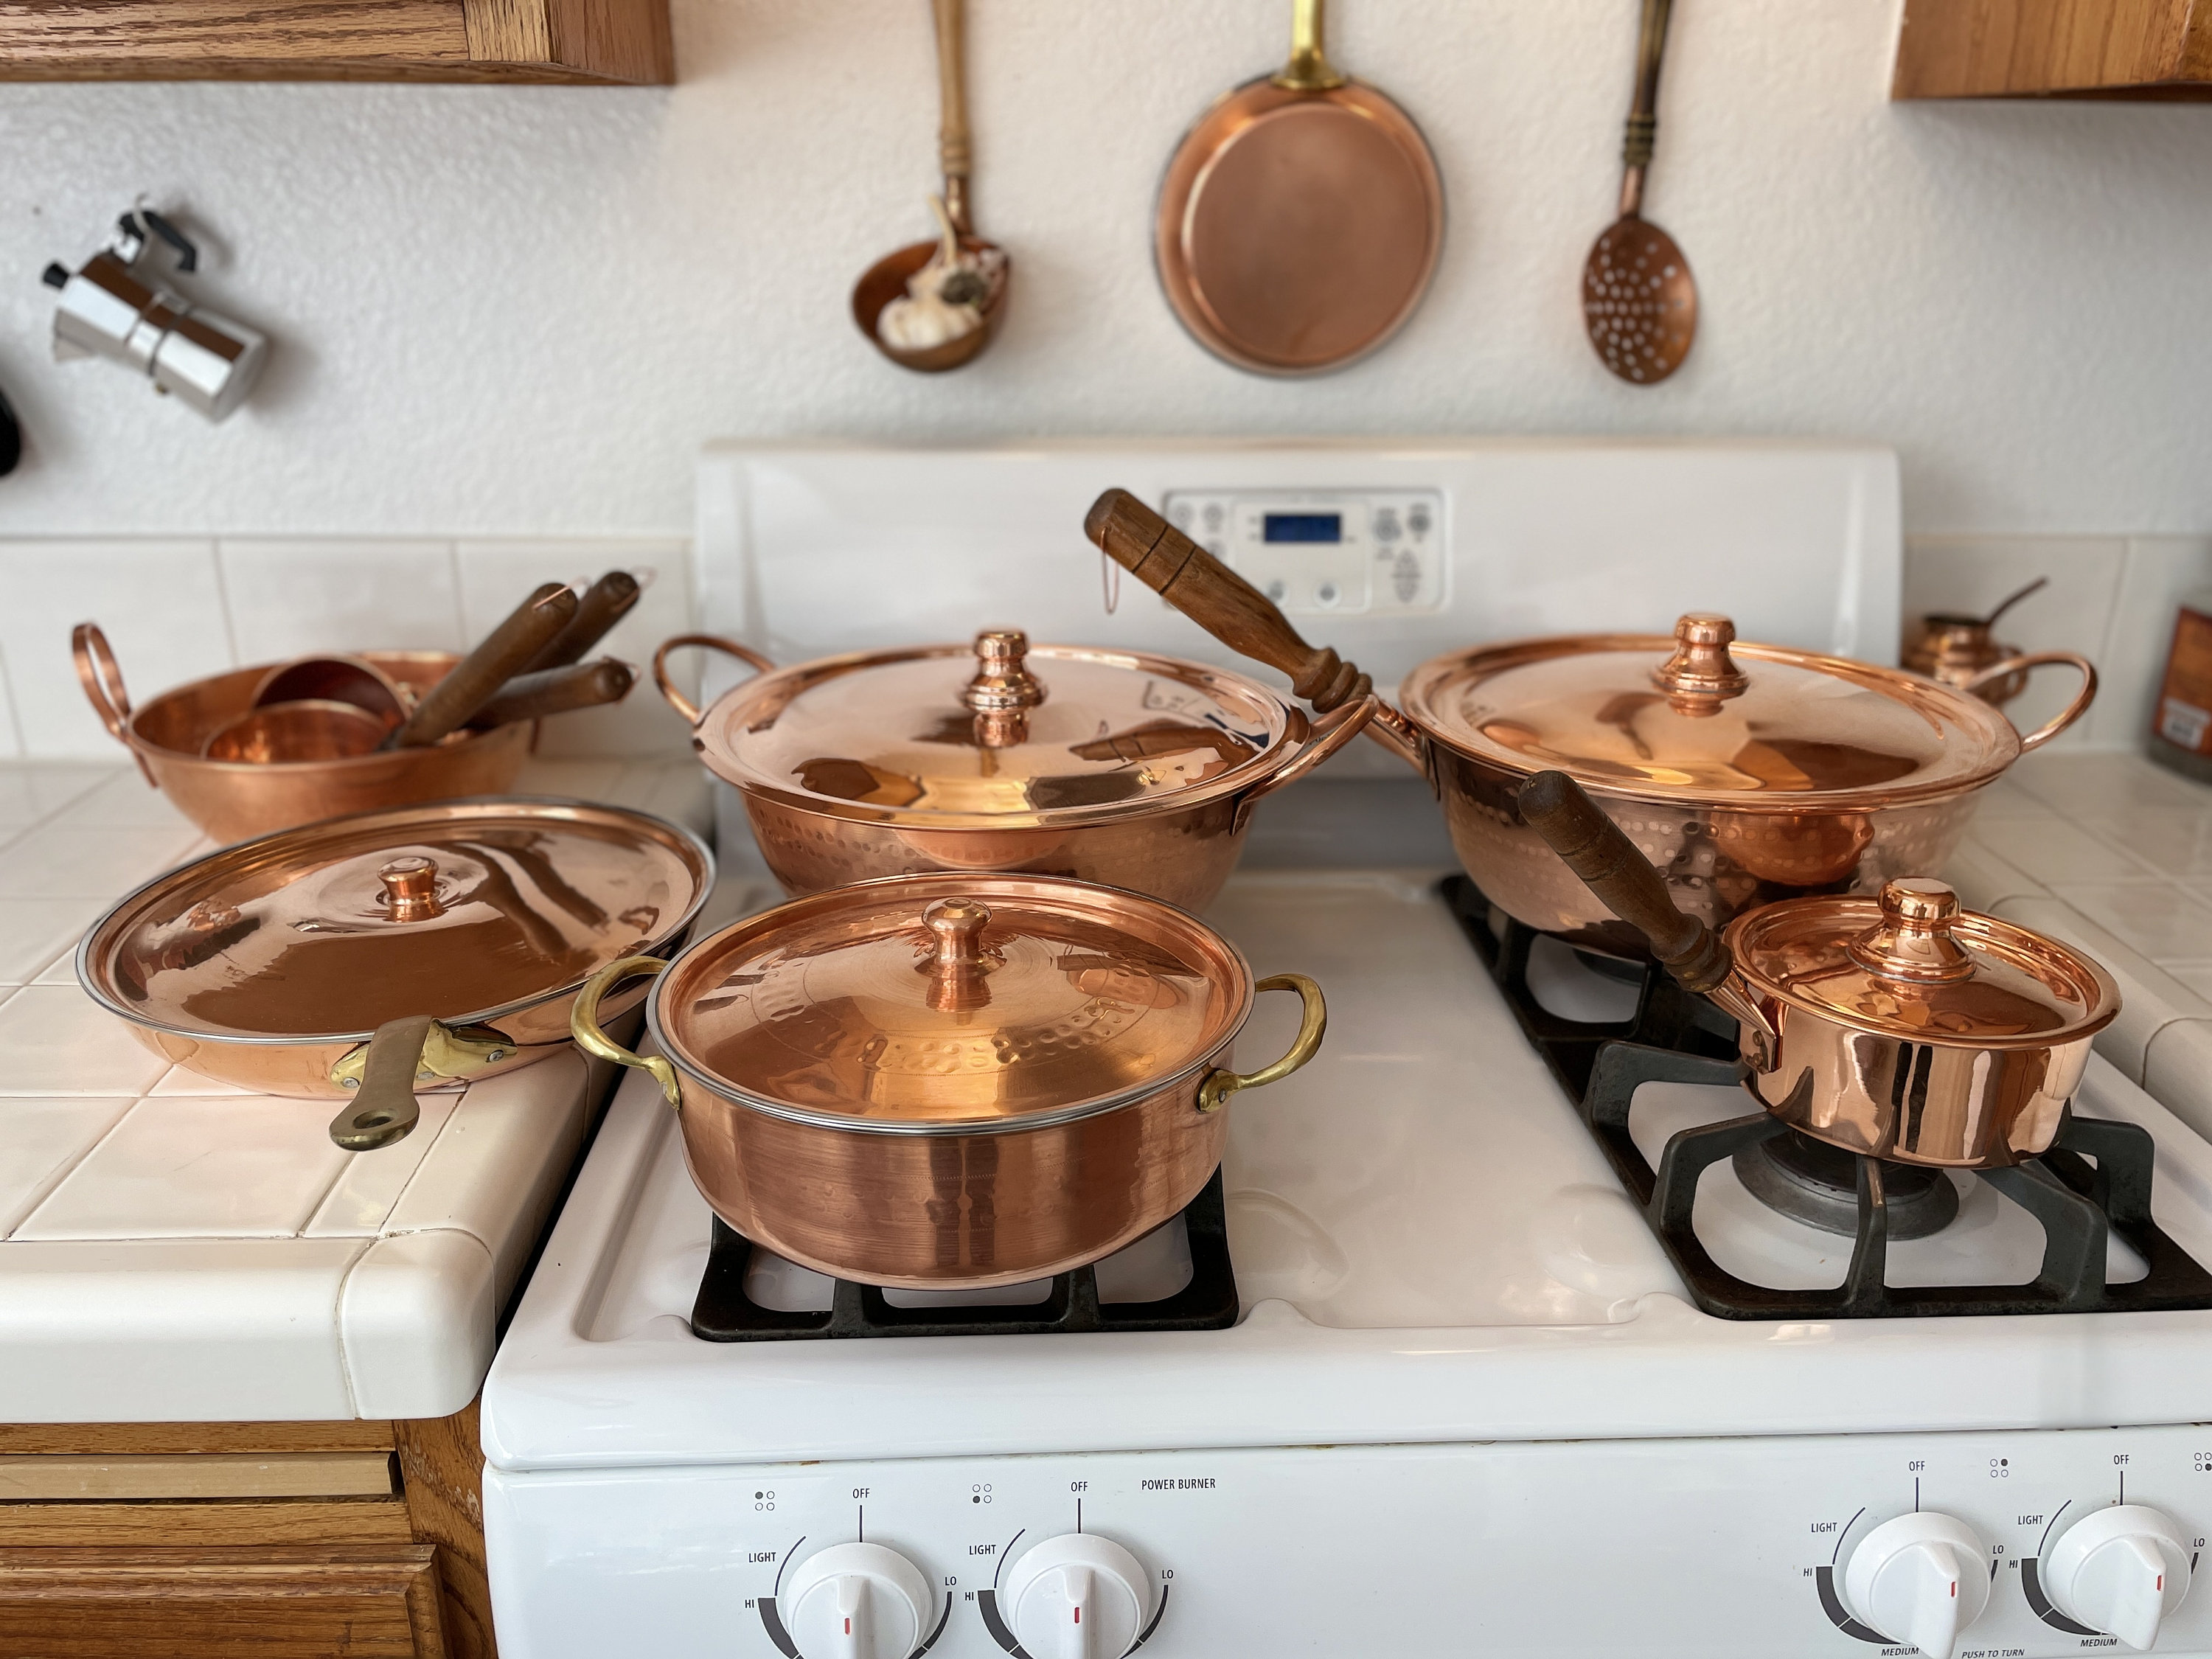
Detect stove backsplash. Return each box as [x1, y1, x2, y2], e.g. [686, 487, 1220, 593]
[0, 527, 2203, 761]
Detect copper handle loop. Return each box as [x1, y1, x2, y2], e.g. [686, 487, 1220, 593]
[1234, 693, 1379, 830]
[1970, 651, 2098, 754]
[72, 622, 132, 742]
[651, 633, 777, 728]
[571, 954, 681, 1110]
[1197, 973, 1326, 1113]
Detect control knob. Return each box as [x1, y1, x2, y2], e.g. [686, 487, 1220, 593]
[2043, 1506, 2194, 1651]
[782, 1543, 933, 1659]
[1842, 1513, 1992, 1659]
[1001, 1534, 1152, 1659]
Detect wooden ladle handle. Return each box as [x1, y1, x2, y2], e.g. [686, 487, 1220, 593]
[1516, 769, 1733, 995]
[1082, 488, 1371, 712]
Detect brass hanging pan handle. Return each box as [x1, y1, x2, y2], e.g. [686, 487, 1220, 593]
[571, 955, 681, 1108]
[652, 633, 779, 728]
[1197, 973, 1328, 1112]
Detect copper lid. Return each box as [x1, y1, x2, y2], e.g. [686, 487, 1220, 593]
[647, 873, 1253, 1133]
[1399, 613, 2025, 806]
[80, 799, 713, 1040]
[1725, 878, 2119, 1046]
[693, 632, 1295, 827]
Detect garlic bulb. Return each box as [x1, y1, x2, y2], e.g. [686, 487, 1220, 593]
[877, 195, 996, 352]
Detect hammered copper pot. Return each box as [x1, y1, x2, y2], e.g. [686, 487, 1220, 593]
[655, 629, 1373, 911]
[1085, 489, 2098, 955]
[74, 624, 532, 843]
[571, 872, 1326, 1289]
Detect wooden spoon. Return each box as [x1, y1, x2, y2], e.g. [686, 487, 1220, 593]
[1582, 0, 1697, 386]
[852, 0, 1009, 374]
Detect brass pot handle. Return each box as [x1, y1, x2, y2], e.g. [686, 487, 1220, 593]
[571, 954, 681, 1108]
[1233, 694, 1378, 830]
[651, 633, 778, 727]
[1197, 973, 1326, 1112]
[1969, 650, 2098, 753]
[72, 622, 132, 743]
[327, 1016, 517, 1150]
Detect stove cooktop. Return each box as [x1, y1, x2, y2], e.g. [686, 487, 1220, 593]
[484, 870, 2212, 1474]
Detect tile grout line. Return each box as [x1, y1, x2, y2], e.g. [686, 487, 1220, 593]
[208, 537, 244, 667]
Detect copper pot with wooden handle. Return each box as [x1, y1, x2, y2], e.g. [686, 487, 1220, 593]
[1084, 487, 2098, 953]
[1517, 769, 2118, 1169]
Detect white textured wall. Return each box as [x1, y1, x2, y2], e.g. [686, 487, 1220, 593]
[1, 0, 2210, 538]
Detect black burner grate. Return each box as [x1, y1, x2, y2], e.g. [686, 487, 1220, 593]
[690, 1169, 1240, 1341]
[1444, 875, 2212, 1321]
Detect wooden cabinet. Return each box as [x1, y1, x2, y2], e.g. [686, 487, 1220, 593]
[1894, 0, 2212, 100]
[0, 1409, 495, 1658]
[0, 0, 671, 85]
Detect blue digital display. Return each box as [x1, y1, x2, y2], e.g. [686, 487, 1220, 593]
[1263, 512, 1343, 544]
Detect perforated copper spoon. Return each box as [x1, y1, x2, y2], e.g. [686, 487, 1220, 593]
[1582, 0, 1697, 385]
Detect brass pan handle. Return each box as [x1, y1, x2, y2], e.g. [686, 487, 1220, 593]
[72, 622, 131, 743]
[1197, 973, 1326, 1112]
[651, 633, 778, 728]
[327, 1016, 517, 1150]
[1969, 650, 2098, 754]
[571, 954, 681, 1108]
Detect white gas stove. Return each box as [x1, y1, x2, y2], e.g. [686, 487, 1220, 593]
[481, 445, 2212, 1658]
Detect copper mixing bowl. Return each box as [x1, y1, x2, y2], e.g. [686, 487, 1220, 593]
[74, 624, 532, 844]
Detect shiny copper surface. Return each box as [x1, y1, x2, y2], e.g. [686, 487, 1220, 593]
[73, 626, 532, 843]
[657, 631, 1374, 908]
[201, 699, 389, 763]
[1723, 878, 2119, 1167]
[1155, 0, 1442, 376]
[572, 874, 1327, 1287]
[78, 799, 712, 1100]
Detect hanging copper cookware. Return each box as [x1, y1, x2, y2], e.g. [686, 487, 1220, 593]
[77, 799, 713, 1151]
[653, 628, 1374, 910]
[1085, 489, 2098, 954]
[1519, 770, 2118, 1169]
[1155, 0, 1444, 375]
[571, 872, 1326, 1289]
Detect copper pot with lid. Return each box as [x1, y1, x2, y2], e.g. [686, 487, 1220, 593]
[569, 872, 1327, 1288]
[653, 628, 1374, 911]
[77, 799, 714, 1151]
[1085, 490, 2098, 953]
[1521, 771, 2118, 1169]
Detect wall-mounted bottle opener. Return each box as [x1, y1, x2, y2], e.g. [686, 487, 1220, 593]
[41, 209, 269, 422]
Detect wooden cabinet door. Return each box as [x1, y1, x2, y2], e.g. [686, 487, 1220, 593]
[0, 1545, 446, 1658]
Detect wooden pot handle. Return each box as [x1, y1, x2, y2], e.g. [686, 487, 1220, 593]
[469, 658, 635, 729]
[392, 583, 577, 750]
[519, 571, 641, 675]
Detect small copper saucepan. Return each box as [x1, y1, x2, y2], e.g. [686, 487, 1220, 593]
[655, 629, 1374, 911]
[77, 799, 714, 1151]
[571, 872, 1326, 1289]
[1519, 771, 2119, 1169]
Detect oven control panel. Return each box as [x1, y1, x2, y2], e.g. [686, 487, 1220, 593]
[1158, 489, 1447, 616]
[484, 1425, 2212, 1658]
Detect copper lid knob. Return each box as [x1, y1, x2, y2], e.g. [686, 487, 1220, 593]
[1847, 877, 1975, 983]
[923, 897, 993, 1012]
[1651, 612, 1750, 715]
[378, 855, 445, 922]
[963, 630, 1048, 714]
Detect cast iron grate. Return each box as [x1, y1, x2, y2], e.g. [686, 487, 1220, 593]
[1443, 874, 2212, 1321]
[690, 1168, 1239, 1341]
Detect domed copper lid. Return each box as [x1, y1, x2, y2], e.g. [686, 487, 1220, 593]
[1399, 613, 2026, 807]
[691, 631, 1298, 827]
[80, 799, 712, 1040]
[646, 872, 1253, 1132]
[1724, 878, 2119, 1046]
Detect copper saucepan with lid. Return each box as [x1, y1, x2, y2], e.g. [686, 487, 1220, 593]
[654, 628, 1374, 911]
[1520, 770, 2118, 1169]
[1085, 489, 2098, 953]
[77, 798, 714, 1151]
[570, 872, 1327, 1289]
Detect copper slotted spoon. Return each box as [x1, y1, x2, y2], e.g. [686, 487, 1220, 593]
[1582, 0, 1697, 385]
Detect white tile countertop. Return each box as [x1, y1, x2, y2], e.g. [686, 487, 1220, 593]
[1944, 750, 2212, 1141]
[0, 757, 727, 1423]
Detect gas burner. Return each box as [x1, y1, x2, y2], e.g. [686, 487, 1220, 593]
[1732, 1127, 1959, 1241]
[689, 1169, 1239, 1341]
[1444, 875, 2212, 1321]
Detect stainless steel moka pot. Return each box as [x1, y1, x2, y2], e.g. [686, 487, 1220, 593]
[41, 210, 268, 422]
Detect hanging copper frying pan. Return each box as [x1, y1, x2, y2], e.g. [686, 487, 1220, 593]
[1155, 0, 1444, 376]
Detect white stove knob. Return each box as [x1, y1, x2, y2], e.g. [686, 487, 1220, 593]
[2044, 1505, 2194, 1650]
[1003, 1534, 1151, 1659]
[783, 1543, 933, 1659]
[1843, 1512, 1992, 1659]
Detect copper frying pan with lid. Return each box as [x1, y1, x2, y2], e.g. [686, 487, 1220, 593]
[1156, 0, 1444, 375]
